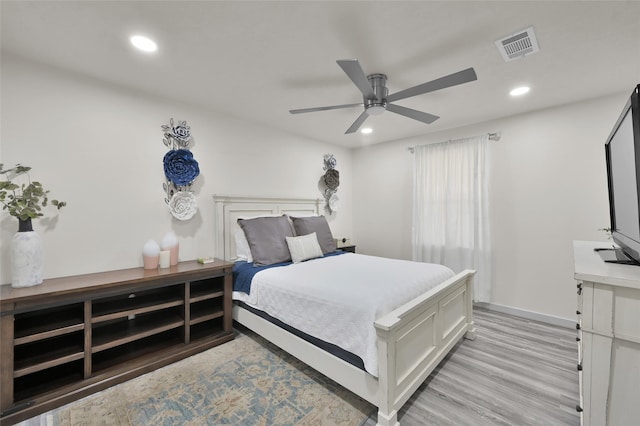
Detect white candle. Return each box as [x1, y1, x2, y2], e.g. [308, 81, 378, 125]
[159, 250, 171, 268]
[161, 232, 179, 266]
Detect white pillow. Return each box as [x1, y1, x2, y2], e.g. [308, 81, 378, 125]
[289, 215, 336, 254]
[234, 228, 253, 262]
[285, 232, 324, 263]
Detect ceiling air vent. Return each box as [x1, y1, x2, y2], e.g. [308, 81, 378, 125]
[495, 26, 539, 62]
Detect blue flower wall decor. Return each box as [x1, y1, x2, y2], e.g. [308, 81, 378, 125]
[161, 118, 199, 220]
[163, 149, 199, 187]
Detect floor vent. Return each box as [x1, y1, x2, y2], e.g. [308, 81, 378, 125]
[495, 26, 539, 62]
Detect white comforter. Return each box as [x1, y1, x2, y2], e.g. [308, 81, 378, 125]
[233, 253, 454, 376]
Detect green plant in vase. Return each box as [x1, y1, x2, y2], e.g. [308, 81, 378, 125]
[0, 163, 66, 287]
[0, 164, 66, 226]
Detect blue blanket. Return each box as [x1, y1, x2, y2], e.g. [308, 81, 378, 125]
[233, 250, 347, 294]
[232, 260, 291, 294]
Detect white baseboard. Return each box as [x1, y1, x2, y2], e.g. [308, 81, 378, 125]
[474, 302, 575, 329]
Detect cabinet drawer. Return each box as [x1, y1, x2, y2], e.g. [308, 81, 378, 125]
[613, 287, 640, 341]
[580, 281, 613, 334]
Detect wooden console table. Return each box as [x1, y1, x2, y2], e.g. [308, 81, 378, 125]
[0, 259, 234, 425]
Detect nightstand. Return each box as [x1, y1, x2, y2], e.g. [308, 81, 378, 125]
[340, 245, 356, 253]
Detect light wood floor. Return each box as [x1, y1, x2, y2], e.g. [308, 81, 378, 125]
[364, 307, 580, 425]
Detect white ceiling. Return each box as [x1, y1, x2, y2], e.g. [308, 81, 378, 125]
[2, 1, 639, 148]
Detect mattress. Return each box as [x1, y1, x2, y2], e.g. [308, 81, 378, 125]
[234, 300, 366, 370]
[233, 252, 455, 376]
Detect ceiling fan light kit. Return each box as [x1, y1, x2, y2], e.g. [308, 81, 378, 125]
[289, 59, 478, 134]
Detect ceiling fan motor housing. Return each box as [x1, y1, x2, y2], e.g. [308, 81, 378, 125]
[365, 73, 388, 115]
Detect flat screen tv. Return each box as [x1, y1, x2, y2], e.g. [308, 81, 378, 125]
[603, 84, 640, 265]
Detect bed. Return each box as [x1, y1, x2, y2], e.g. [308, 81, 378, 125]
[213, 195, 476, 426]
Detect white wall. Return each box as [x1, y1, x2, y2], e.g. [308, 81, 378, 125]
[352, 92, 628, 321]
[2, 52, 630, 323]
[0, 54, 352, 283]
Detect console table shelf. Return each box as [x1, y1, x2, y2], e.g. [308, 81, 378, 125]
[14, 318, 84, 344]
[14, 342, 84, 377]
[0, 259, 234, 425]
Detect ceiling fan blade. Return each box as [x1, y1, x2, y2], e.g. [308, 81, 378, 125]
[345, 110, 369, 134]
[386, 67, 477, 103]
[337, 59, 377, 100]
[289, 103, 362, 114]
[386, 103, 439, 124]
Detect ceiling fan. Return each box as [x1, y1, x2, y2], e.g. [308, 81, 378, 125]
[289, 59, 477, 134]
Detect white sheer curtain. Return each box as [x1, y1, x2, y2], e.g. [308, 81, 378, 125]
[412, 135, 491, 302]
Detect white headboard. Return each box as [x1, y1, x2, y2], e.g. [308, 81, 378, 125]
[213, 195, 322, 261]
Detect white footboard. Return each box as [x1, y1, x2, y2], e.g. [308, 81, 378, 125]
[373, 269, 476, 426]
[233, 269, 475, 426]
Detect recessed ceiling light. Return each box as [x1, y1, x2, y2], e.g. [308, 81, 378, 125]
[361, 128, 373, 134]
[130, 35, 157, 52]
[510, 86, 530, 96]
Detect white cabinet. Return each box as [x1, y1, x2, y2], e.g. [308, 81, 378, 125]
[573, 241, 640, 426]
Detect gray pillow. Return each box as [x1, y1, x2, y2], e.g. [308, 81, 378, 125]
[237, 215, 295, 266]
[290, 216, 336, 254]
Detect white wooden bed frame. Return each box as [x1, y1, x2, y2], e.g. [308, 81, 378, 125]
[213, 195, 476, 426]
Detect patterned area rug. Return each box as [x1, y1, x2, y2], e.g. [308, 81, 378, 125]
[52, 329, 374, 425]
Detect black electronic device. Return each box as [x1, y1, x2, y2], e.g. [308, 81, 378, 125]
[604, 84, 640, 265]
